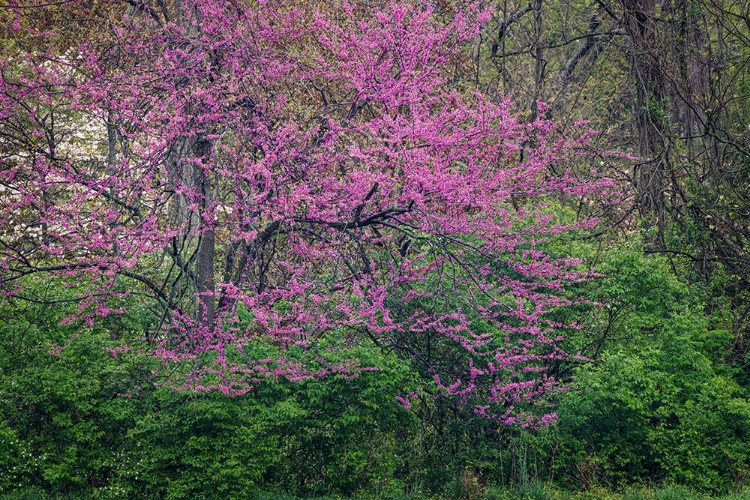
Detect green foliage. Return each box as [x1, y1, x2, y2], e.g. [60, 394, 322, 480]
[118, 389, 277, 500]
[2, 234, 749, 499]
[260, 341, 422, 496]
[540, 240, 750, 492]
[0, 278, 423, 499]
[0, 280, 144, 497]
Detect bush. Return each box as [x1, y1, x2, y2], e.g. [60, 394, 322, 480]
[543, 242, 750, 492]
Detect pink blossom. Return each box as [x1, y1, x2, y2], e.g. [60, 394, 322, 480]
[0, 0, 613, 426]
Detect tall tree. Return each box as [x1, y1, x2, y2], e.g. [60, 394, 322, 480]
[483, 0, 749, 372]
[0, 0, 607, 424]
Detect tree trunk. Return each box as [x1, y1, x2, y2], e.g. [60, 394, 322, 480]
[621, 0, 669, 248]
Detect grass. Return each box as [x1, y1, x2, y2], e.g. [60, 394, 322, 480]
[481, 485, 750, 500]
[3, 485, 749, 500]
[247, 485, 750, 500]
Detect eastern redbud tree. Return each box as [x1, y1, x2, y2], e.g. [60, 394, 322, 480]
[0, 0, 606, 425]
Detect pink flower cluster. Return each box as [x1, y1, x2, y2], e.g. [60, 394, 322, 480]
[0, 0, 610, 424]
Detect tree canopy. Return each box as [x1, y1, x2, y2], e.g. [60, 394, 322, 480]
[0, 0, 609, 425]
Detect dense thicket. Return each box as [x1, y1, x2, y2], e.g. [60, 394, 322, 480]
[0, 0, 748, 499]
[477, 0, 750, 362]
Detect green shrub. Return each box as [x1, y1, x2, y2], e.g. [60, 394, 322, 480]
[543, 242, 750, 492]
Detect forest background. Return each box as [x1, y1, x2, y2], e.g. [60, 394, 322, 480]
[0, 0, 748, 499]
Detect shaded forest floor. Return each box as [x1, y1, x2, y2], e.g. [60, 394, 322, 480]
[5, 487, 750, 500]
